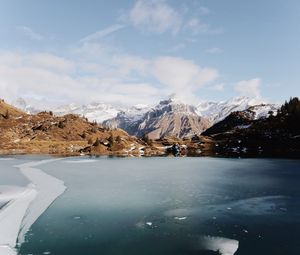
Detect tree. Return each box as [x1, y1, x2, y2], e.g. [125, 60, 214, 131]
[4, 110, 9, 119]
[108, 134, 114, 148]
[280, 97, 300, 118]
[116, 135, 122, 143]
[58, 121, 65, 128]
[268, 110, 274, 117]
[93, 138, 101, 146]
[91, 127, 97, 133]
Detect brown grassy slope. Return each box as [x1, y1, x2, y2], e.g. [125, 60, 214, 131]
[0, 99, 26, 118]
[0, 100, 161, 156]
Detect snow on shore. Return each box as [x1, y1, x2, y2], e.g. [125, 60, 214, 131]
[0, 159, 66, 255]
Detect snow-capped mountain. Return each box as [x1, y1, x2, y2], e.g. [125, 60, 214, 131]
[12, 97, 42, 114]
[53, 102, 122, 123]
[103, 104, 150, 133]
[104, 98, 211, 139]
[245, 104, 279, 119]
[12, 96, 279, 139]
[196, 96, 272, 124]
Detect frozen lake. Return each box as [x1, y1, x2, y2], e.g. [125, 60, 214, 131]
[0, 156, 300, 255]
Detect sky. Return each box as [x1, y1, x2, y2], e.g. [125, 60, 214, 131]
[0, 0, 299, 107]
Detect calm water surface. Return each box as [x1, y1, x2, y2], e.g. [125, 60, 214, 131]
[1, 156, 300, 255]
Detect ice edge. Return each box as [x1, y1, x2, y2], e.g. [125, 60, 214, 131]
[0, 158, 66, 255]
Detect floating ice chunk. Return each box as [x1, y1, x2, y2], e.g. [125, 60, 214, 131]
[146, 222, 153, 226]
[199, 236, 239, 255]
[174, 216, 187, 220]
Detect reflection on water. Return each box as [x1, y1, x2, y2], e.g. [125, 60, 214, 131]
[1, 157, 300, 255]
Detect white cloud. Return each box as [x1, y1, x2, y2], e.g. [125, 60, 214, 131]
[152, 56, 219, 103]
[234, 78, 261, 98]
[127, 0, 222, 37]
[79, 24, 125, 43]
[129, 0, 182, 34]
[185, 18, 223, 35]
[16, 26, 44, 41]
[0, 47, 220, 108]
[112, 55, 150, 76]
[210, 83, 224, 91]
[27, 53, 75, 73]
[0, 51, 161, 107]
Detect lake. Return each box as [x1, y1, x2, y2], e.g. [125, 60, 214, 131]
[0, 156, 300, 255]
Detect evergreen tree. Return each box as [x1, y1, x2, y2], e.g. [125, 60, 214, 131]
[4, 110, 9, 119]
[108, 134, 114, 148]
[93, 138, 100, 146]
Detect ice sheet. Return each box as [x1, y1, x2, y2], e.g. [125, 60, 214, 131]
[0, 186, 37, 255]
[0, 159, 66, 255]
[16, 159, 67, 243]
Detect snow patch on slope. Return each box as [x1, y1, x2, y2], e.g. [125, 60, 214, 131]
[196, 96, 275, 124]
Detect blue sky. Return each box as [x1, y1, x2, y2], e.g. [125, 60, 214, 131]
[0, 0, 299, 106]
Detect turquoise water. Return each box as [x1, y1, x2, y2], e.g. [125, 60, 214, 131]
[1, 157, 300, 255]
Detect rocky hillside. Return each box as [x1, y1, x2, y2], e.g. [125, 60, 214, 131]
[13, 97, 277, 139]
[0, 99, 162, 156]
[104, 98, 211, 140]
[201, 97, 300, 158]
[202, 103, 278, 136]
[0, 99, 26, 118]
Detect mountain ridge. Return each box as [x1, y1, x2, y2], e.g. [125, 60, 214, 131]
[12, 96, 279, 139]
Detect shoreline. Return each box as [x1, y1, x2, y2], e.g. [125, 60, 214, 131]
[1, 152, 300, 160]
